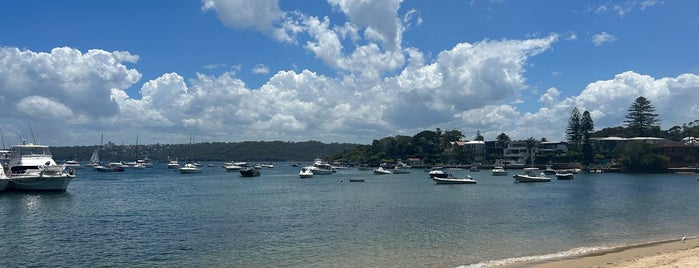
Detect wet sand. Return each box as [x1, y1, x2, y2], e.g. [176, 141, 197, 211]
[525, 237, 699, 267]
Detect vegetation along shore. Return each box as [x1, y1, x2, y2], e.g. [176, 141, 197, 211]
[51, 96, 698, 173]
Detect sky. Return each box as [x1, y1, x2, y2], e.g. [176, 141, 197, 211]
[1, 0, 698, 146]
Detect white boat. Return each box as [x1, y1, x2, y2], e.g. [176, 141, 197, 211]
[513, 168, 551, 182]
[86, 135, 103, 168]
[6, 143, 74, 191]
[373, 167, 392, 175]
[428, 167, 449, 178]
[543, 165, 557, 175]
[167, 160, 180, 169]
[491, 166, 508, 176]
[95, 162, 125, 172]
[392, 161, 411, 174]
[306, 158, 335, 175]
[223, 162, 247, 171]
[63, 159, 84, 169]
[179, 163, 202, 174]
[555, 172, 575, 180]
[299, 167, 314, 178]
[432, 175, 477, 184]
[0, 162, 9, 191]
[391, 167, 411, 174]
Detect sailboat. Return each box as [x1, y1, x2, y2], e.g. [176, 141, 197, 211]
[86, 134, 103, 168]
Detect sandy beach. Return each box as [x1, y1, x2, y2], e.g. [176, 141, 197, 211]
[521, 237, 699, 268]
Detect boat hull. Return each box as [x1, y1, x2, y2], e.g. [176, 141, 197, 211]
[6, 175, 73, 192]
[432, 177, 477, 184]
[555, 173, 575, 180]
[240, 168, 260, 177]
[513, 175, 551, 182]
[0, 179, 8, 191]
[309, 168, 333, 175]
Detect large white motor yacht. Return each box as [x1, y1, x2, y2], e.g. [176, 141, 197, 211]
[6, 143, 74, 191]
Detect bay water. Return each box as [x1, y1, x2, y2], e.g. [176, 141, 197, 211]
[1, 164, 698, 267]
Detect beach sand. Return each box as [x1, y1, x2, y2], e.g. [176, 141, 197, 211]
[520, 237, 699, 268]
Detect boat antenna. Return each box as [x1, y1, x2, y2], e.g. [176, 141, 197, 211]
[27, 122, 36, 144]
[0, 128, 5, 149]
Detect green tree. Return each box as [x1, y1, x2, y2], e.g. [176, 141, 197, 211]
[524, 137, 538, 166]
[618, 142, 669, 173]
[566, 107, 582, 150]
[581, 111, 595, 164]
[624, 96, 660, 137]
[472, 130, 484, 141]
[496, 133, 511, 142]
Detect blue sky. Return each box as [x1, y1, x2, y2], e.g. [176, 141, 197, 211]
[1, 0, 698, 146]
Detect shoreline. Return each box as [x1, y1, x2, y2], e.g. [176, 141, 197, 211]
[481, 236, 699, 268]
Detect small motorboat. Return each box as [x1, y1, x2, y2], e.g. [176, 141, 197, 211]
[491, 166, 508, 176]
[349, 178, 365, 182]
[239, 167, 260, 177]
[513, 168, 551, 182]
[299, 168, 314, 178]
[428, 167, 449, 178]
[555, 172, 575, 180]
[432, 175, 477, 184]
[179, 163, 202, 174]
[373, 167, 392, 175]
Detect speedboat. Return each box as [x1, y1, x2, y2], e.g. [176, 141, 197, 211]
[239, 166, 260, 177]
[543, 165, 557, 175]
[432, 175, 477, 184]
[391, 161, 411, 174]
[6, 143, 74, 191]
[491, 166, 508, 176]
[223, 162, 247, 171]
[179, 163, 202, 174]
[304, 159, 335, 175]
[555, 172, 575, 180]
[428, 167, 449, 178]
[95, 163, 125, 172]
[63, 159, 84, 169]
[299, 167, 314, 178]
[513, 168, 551, 182]
[167, 160, 180, 169]
[373, 167, 392, 175]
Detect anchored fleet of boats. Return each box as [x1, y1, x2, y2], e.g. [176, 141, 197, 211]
[0, 141, 584, 193]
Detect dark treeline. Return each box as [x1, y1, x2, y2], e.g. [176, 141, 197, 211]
[50, 141, 359, 163]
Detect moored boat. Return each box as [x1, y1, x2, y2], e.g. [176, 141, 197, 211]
[6, 143, 74, 192]
[299, 167, 314, 178]
[223, 162, 246, 171]
[179, 163, 202, 174]
[305, 159, 335, 175]
[432, 175, 477, 184]
[428, 167, 449, 178]
[239, 166, 260, 177]
[555, 172, 575, 180]
[543, 165, 557, 175]
[95, 163, 125, 172]
[491, 166, 508, 176]
[373, 167, 392, 175]
[513, 168, 551, 182]
[167, 160, 180, 169]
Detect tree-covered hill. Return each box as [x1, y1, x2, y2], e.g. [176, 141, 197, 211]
[50, 141, 359, 162]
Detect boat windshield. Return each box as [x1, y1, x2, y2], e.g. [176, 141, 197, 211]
[13, 146, 51, 156]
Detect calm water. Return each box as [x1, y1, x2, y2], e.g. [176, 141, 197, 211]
[1, 165, 699, 267]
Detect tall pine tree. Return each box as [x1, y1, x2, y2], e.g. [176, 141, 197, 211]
[624, 96, 660, 137]
[566, 107, 582, 150]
